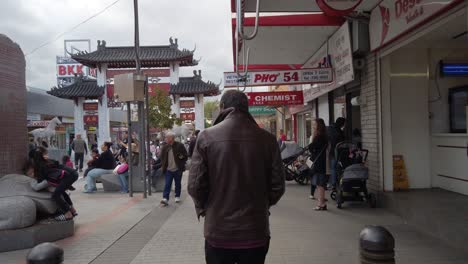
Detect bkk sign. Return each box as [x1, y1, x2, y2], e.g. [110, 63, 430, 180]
[180, 113, 195, 121]
[316, 0, 363, 16]
[224, 68, 333, 88]
[369, 0, 462, 50]
[249, 106, 277, 116]
[246, 91, 304, 106]
[56, 56, 96, 78]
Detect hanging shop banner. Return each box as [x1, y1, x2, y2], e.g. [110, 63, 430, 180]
[316, 0, 363, 16]
[180, 100, 195, 109]
[83, 115, 99, 125]
[180, 113, 195, 121]
[249, 106, 277, 116]
[329, 21, 354, 87]
[224, 68, 333, 88]
[246, 91, 304, 106]
[301, 21, 354, 102]
[369, 0, 463, 50]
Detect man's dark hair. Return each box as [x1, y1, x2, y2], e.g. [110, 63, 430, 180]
[220, 90, 249, 112]
[335, 117, 346, 128]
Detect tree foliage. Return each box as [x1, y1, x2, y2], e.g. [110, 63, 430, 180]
[148, 89, 182, 130]
[204, 100, 219, 120]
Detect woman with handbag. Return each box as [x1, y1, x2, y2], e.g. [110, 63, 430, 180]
[308, 118, 329, 211]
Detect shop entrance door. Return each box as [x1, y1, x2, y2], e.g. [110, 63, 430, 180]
[346, 90, 362, 144]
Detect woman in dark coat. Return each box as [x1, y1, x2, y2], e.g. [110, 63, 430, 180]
[308, 118, 328, 211]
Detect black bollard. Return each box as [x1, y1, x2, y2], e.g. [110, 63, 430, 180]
[26, 242, 64, 264]
[359, 226, 395, 264]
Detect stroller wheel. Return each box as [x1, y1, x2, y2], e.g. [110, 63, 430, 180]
[294, 175, 308, 185]
[336, 191, 343, 209]
[368, 193, 377, 208]
[330, 191, 337, 201]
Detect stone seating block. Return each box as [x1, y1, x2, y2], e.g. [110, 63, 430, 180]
[100, 174, 121, 192]
[0, 219, 74, 252]
[0, 174, 57, 215]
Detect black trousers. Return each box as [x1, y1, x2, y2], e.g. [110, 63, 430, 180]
[205, 241, 269, 264]
[52, 170, 78, 213]
[75, 152, 84, 170]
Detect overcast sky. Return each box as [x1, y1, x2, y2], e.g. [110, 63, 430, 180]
[1, 0, 233, 91]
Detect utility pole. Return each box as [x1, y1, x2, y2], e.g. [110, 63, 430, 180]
[133, 0, 148, 198]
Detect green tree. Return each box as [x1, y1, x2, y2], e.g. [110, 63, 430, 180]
[148, 89, 182, 130]
[204, 100, 219, 120]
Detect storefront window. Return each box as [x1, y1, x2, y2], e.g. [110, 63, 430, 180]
[334, 94, 346, 120]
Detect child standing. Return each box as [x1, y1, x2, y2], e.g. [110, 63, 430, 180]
[62, 155, 74, 169]
[32, 146, 79, 221]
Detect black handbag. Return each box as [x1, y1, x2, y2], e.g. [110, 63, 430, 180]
[308, 146, 327, 179]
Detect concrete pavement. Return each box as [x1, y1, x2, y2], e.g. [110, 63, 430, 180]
[1, 176, 467, 264]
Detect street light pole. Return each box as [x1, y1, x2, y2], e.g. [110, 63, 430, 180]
[133, 0, 148, 198]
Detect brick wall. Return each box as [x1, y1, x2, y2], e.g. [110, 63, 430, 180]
[0, 34, 27, 177]
[360, 53, 381, 192]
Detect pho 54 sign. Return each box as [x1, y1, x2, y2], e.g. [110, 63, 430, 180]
[224, 68, 333, 88]
[246, 91, 304, 106]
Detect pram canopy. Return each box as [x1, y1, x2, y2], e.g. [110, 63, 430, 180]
[280, 141, 304, 161]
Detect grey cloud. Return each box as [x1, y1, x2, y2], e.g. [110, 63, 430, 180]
[1, 0, 233, 92]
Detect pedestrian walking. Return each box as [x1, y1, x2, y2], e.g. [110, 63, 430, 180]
[309, 118, 328, 211]
[188, 130, 200, 157]
[71, 134, 88, 172]
[160, 132, 188, 206]
[188, 90, 285, 264]
[328, 117, 346, 189]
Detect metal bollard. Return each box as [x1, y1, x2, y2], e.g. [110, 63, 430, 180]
[359, 226, 395, 264]
[27, 242, 64, 264]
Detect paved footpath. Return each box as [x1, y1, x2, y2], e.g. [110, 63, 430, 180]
[1, 176, 468, 264]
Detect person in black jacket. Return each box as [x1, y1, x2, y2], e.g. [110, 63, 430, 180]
[83, 142, 117, 193]
[188, 130, 200, 157]
[31, 146, 78, 221]
[328, 117, 346, 189]
[308, 118, 328, 211]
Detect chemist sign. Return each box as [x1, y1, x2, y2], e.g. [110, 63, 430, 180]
[246, 91, 304, 106]
[224, 68, 333, 88]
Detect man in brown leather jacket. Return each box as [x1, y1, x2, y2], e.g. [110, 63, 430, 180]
[188, 90, 285, 264]
[160, 132, 188, 206]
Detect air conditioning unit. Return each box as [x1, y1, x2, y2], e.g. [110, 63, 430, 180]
[114, 73, 146, 102]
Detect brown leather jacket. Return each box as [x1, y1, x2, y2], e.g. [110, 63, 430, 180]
[160, 141, 188, 173]
[188, 108, 285, 242]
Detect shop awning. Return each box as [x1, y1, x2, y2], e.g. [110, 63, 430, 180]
[232, 14, 344, 70]
[230, 1, 381, 71]
[231, 0, 379, 13]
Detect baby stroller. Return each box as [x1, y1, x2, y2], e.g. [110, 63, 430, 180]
[331, 141, 376, 209]
[280, 141, 310, 185]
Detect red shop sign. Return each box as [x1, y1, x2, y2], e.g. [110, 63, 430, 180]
[246, 91, 304, 106]
[180, 100, 195, 108]
[180, 113, 195, 121]
[83, 103, 99, 111]
[84, 115, 99, 125]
